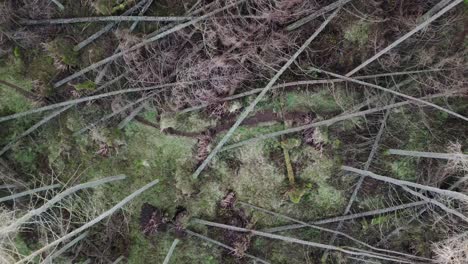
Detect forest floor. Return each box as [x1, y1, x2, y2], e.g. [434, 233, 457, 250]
[0, 0, 467, 263]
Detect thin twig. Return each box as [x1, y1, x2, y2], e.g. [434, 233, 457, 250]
[0, 184, 61, 203]
[345, 0, 464, 76]
[162, 239, 180, 264]
[192, 8, 340, 179]
[17, 178, 159, 264]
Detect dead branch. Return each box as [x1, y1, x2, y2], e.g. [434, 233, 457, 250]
[162, 239, 180, 264]
[117, 103, 146, 129]
[239, 202, 429, 262]
[42, 231, 89, 264]
[345, 0, 464, 76]
[388, 149, 468, 160]
[0, 105, 73, 156]
[311, 67, 468, 122]
[94, 0, 154, 82]
[0, 80, 203, 124]
[74, 0, 150, 51]
[21, 16, 194, 25]
[0, 79, 38, 101]
[129, 0, 154, 31]
[401, 185, 468, 223]
[378, 174, 468, 246]
[50, 0, 64, 11]
[419, 0, 453, 23]
[192, 219, 413, 263]
[184, 228, 270, 264]
[74, 94, 152, 135]
[342, 166, 468, 202]
[179, 69, 442, 114]
[2, 175, 126, 234]
[17, 178, 159, 264]
[192, 8, 341, 179]
[0, 184, 61, 203]
[262, 201, 427, 233]
[221, 90, 464, 151]
[286, 0, 352, 31]
[54, 0, 247, 88]
[111, 256, 125, 264]
[324, 96, 395, 258]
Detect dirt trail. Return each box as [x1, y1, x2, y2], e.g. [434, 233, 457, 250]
[135, 110, 312, 138]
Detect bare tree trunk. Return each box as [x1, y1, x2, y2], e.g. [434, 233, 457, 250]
[342, 166, 468, 201]
[388, 149, 468, 160]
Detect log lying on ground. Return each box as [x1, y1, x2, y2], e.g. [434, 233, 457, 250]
[342, 166, 468, 202]
[0, 184, 61, 203]
[240, 202, 430, 262]
[262, 201, 427, 233]
[192, 219, 414, 263]
[388, 149, 468, 160]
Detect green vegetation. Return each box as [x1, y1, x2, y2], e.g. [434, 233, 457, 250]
[0, 0, 466, 263]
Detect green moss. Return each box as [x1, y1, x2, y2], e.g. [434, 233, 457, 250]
[27, 52, 56, 87]
[390, 158, 418, 181]
[344, 20, 370, 46]
[283, 89, 357, 115]
[74, 80, 96, 91]
[160, 112, 216, 132]
[13, 47, 21, 58]
[93, 0, 135, 15]
[14, 235, 32, 256]
[0, 58, 34, 115]
[46, 38, 80, 67]
[358, 196, 386, 211]
[128, 228, 222, 263]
